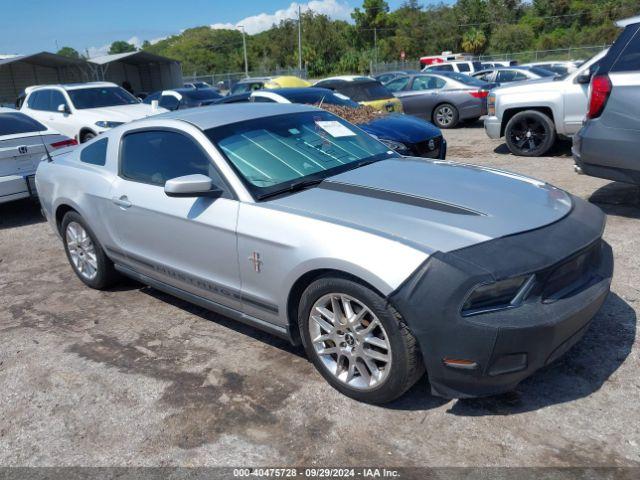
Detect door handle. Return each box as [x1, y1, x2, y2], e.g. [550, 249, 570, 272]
[112, 195, 132, 208]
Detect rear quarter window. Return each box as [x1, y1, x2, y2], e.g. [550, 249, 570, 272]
[80, 138, 108, 166]
[612, 28, 640, 72]
[0, 112, 47, 136]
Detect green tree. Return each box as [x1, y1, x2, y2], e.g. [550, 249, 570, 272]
[56, 46, 81, 59]
[108, 41, 137, 55]
[461, 28, 487, 54]
[489, 24, 534, 53]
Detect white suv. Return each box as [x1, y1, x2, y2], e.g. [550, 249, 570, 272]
[422, 61, 483, 74]
[20, 82, 164, 143]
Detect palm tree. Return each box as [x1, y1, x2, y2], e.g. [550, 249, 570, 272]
[461, 28, 487, 55]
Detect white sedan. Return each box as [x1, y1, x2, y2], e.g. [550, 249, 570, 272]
[0, 108, 74, 204]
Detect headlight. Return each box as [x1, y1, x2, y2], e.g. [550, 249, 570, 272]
[487, 93, 496, 116]
[372, 135, 409, 153]
[95, 121, 124, 128]
[462, 275, 534, 316]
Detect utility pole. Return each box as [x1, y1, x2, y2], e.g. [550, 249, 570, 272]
[239, 25, 249, 78]
[297, 4, 303, 72]
[373, 27, 377, 71]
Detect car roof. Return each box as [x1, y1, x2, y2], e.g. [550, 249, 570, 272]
[235, 77, 271, 84]
[317, 75, 373, 82]
[258, 87, 333, 96]
[154, 103, 318, 130]
[26, 82, 117, 93]
[616, 16, 640, 27]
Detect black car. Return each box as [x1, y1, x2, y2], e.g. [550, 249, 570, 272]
[215, 87, 446, 159]
[143, 87, 223, 111]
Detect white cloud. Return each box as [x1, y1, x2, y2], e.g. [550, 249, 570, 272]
[87, 36, 151, 58]
[211, 0, 353, 34]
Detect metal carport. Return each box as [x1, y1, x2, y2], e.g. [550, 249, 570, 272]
[90, 51, 182, 95]
[0, 52, 92, 106]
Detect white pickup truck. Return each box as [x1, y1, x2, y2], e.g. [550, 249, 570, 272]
[484, 50, 607, 156]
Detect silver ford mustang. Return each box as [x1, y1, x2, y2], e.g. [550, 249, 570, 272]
[36, 104, 613, 403]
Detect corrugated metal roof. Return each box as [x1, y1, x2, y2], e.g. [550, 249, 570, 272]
[0, 52, 88, 68]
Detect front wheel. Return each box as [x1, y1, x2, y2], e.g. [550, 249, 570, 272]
[432, 103, 459, 129]
[504, 110, 556, 156]
[299, 276, 424, 404]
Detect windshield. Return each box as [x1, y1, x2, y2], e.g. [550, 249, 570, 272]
[231, 82, 265, 95]
[438, 72, 490, 87]
[182, 89, 222, 105]
[68, 87, 139, 109]
[206, 111, 396, 199]
[0, 112, 47, 136]
[335, 81, 393, 102]
[280, 90, 360, 108]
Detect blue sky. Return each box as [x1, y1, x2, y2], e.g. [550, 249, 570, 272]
[0, 0, 446, 57]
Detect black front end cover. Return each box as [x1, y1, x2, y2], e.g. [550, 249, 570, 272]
[388, 195, 614, 398]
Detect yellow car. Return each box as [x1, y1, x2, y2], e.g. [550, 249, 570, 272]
[314, 76, 404, 113]
[230, 76, 311, 95]
[264, 76, 312, 89]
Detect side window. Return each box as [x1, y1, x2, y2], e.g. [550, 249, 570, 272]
[120, 130, 225, 189]
[385, 77, 410, 92]
[49, 90, 68, 112]
[475, 72, 492, 82]
[80, 138, 108, 166]
[159, 95, 180, 111]
[413, 76, 445, 90]
[496, 70, 517, 82]
[435, 64, 454, 72]
[612, 30, 640, 72]
[457, 63, 470, 72]
[513, 71, 528, 81]
[28, 90, 50, 110]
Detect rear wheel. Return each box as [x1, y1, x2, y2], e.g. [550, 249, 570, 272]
[80, 131, 96, 143]
[432, 103, 459, 129]
[504, 110, 556, 156]
[299, 276, 424, 404]
[61, 211, 120, 289]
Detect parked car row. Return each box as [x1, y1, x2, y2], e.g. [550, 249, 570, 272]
[5, 19, 636, 406]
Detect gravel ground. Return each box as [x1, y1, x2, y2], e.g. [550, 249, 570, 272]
[0, 123, 638, 468]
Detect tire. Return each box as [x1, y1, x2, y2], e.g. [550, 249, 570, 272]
[80, 131, 96, 143]
[298, 276, 424, 404]
[432, 103, 459, 129]
[504, 110, 556, 157]
[61, 211, 120, 289]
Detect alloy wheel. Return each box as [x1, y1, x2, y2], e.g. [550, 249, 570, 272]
[65, 221, 98, 280]
[435, 106, 454, 126]
[308, 293, 392, 390]
[508, 117, 548, 153]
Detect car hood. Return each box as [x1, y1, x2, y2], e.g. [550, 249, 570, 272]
[359, 114, 441, 143]
[266, 158, 572, 253]
[493, 77, 562, 94]
[79, 103, 165, 121]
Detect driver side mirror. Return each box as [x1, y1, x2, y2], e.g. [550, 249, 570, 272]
[164, 174, 223, 198]
[57, 103, 70, 114]
[576, 70, 592, 84]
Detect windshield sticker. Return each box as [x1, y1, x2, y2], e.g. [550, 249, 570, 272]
[315, 120, 357, 138]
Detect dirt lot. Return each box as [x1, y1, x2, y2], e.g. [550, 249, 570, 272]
[1, 123, 639, 468]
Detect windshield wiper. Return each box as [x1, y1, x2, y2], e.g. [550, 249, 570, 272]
[257, 178, 324, 200]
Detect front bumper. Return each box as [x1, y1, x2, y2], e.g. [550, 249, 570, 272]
[484, 116, 502, 139]
[389, 196, 613, 398]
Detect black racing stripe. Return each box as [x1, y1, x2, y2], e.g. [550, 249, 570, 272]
[106, 247, 279, 314]
[320, 181, 484, 216]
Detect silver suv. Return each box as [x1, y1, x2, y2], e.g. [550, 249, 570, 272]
[573, 16, 640, 183]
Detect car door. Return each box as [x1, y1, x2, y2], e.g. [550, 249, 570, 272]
[398, 75, 445, 119]
[107, 128, 242, 310]
[562, 56, 605, 134]
[43, 90, 74, 137]
[22, 90, 51, 127]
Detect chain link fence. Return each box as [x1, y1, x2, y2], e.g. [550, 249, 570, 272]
[183, 67, 307, 93]
[371, 45, 608, 74]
